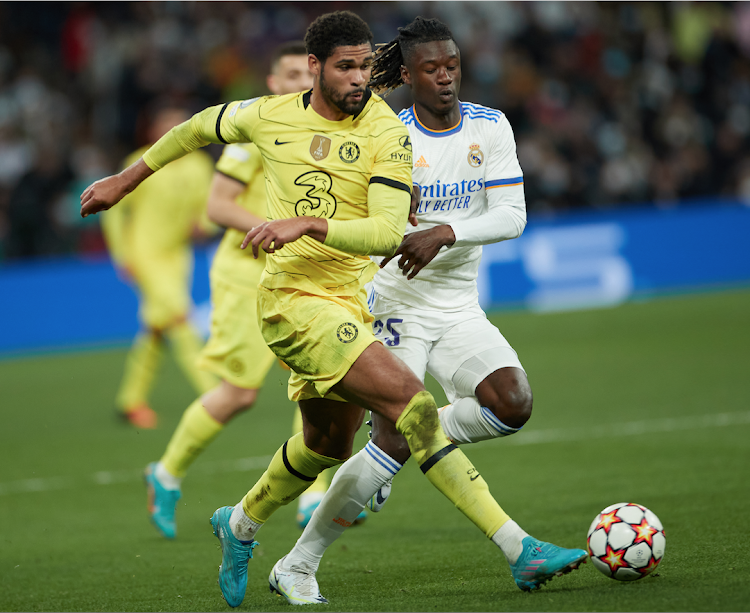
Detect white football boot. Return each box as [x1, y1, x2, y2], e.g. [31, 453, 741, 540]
[269, 556, 328, 605]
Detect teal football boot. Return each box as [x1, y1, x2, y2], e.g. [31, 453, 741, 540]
[210, 506, 258, 608]
[144, 462, 180, 539]
[509, 536, 587, 591]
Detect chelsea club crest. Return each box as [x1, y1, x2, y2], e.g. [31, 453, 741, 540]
[468, 143, 484, 167]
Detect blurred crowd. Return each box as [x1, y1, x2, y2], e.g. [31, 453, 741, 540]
[1, 1, 749, 262]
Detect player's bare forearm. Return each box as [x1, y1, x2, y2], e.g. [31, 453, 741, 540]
[207, 173, 264, 232]
[380, 224, 456, 280]
[241, 217, 328, 259]
[80, 158, 154, 218]
[408, 185, 421, 227]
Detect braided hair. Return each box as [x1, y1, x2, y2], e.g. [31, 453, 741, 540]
[370, 16, 454, 97]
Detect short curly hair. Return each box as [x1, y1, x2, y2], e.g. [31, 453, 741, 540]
[304, 11, 373, 62]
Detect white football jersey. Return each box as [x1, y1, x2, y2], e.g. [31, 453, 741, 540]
[373, 101, 526, 310]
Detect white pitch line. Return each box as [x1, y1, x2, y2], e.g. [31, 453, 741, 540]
[2, 411, 749, 497]
[506, 410, 750, 446]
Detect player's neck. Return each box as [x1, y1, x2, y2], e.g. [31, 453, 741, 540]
[413, 103, 461, 132]
[309, 89, 350, 122]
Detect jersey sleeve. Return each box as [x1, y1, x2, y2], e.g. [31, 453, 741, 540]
[324, 122, 412, 256]
[369, 122, 413, 194]
[450, 115, 527, 248]
[324, 182, 410, 256]
[142, 98, 266, 171]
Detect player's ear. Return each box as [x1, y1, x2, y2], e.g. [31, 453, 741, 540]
[309, 54, 322, 78]
[266, 74, 278, 95]
[400, 65, 411, 86]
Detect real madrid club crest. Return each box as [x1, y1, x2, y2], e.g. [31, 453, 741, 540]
[468, 143, 484, 167]
[339, 141, 360, 164]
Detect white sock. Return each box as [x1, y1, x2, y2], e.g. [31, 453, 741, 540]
[491, 520, 530, 565]
[284, 441, 402, 572]
[155, 462, 182, 490]
[229, 501, 262, 542]
[438, 397, 521, 444]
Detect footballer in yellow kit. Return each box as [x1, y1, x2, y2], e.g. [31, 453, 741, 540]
[101, 104, 217, 429]
[143, 88, 412, 402]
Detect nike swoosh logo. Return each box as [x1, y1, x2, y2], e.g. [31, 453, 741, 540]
[375, 490, 387, 504]
[470, 474, 480, 481]
[274, 139, 292, 145]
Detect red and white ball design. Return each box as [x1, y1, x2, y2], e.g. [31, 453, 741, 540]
[587, 503, 666, 581]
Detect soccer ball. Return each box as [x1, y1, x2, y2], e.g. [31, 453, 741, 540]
[587, 502, 666, 581]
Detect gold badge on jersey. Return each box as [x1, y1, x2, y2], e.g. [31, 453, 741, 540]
[468, 143, 484, 167]
[310, 135, 331, 161]
[339, 141, 360, 164]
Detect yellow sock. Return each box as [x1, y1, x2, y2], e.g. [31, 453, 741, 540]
[396, 391, 510, 538]
[291, 406, 332, 494]
[165, 321, 217, 394]
[159, 399, 224, 478]
[116, 331, 163, 410]
[242, 432, 342, 524]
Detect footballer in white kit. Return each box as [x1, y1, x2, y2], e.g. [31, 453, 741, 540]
[368, 99, 527, 428]
[269, 17, 588, 605]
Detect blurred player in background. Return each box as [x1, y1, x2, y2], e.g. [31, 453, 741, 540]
[143, 42, 358, 540]
[271, 16, 587, 603]
[81, 11, 584, 609]
[101, 102, 217, 429]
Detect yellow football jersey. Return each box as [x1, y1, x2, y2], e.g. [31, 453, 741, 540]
[209, 90, 411, 297]
[102, 146, 215, 267]
[210, 143, 267, 288]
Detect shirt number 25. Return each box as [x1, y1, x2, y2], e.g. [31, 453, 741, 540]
[372, 318, 404, 347]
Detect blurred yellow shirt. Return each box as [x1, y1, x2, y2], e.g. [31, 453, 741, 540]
[210, 143, 267, 288]
[102, 146, 215, 270]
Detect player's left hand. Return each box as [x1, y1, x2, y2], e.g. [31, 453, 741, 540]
[241, 217, 326, 259]
[380, 225, 456, 280]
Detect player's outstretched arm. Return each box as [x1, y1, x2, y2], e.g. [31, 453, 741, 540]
[81, 103, 236, 218]
[80, 158, 154, 218]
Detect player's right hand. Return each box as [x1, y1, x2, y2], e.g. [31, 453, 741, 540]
[81, 157, 153, 217]
[80, 174, 129, 217]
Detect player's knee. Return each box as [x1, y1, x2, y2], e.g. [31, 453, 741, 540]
[314, 434, 355, 461]
[372, 421, 411, 465]
[491, 385, 532, 429]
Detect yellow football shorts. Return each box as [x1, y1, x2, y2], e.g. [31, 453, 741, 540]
[257, 286, 378, 402]
[199, 275, 276, 389]
[131, 251, 191, 329]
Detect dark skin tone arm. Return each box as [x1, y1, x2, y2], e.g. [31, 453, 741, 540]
[379, 185, 456, 280]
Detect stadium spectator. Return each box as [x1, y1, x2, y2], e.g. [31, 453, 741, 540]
[2, 1, 750, 260]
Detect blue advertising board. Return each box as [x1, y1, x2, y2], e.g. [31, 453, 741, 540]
[1, 200, 749, 356]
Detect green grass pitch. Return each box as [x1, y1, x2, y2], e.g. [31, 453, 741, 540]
[1, 289, 748, 611]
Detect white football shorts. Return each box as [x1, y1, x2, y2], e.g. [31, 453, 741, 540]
[368, 287, 525, 403]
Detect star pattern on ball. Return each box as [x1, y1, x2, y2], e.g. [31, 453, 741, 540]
[596, 509, 623, 533]
[632, 518, 658, 546]
[638, 557, 660, 576]
[601, 545, 629, 573]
